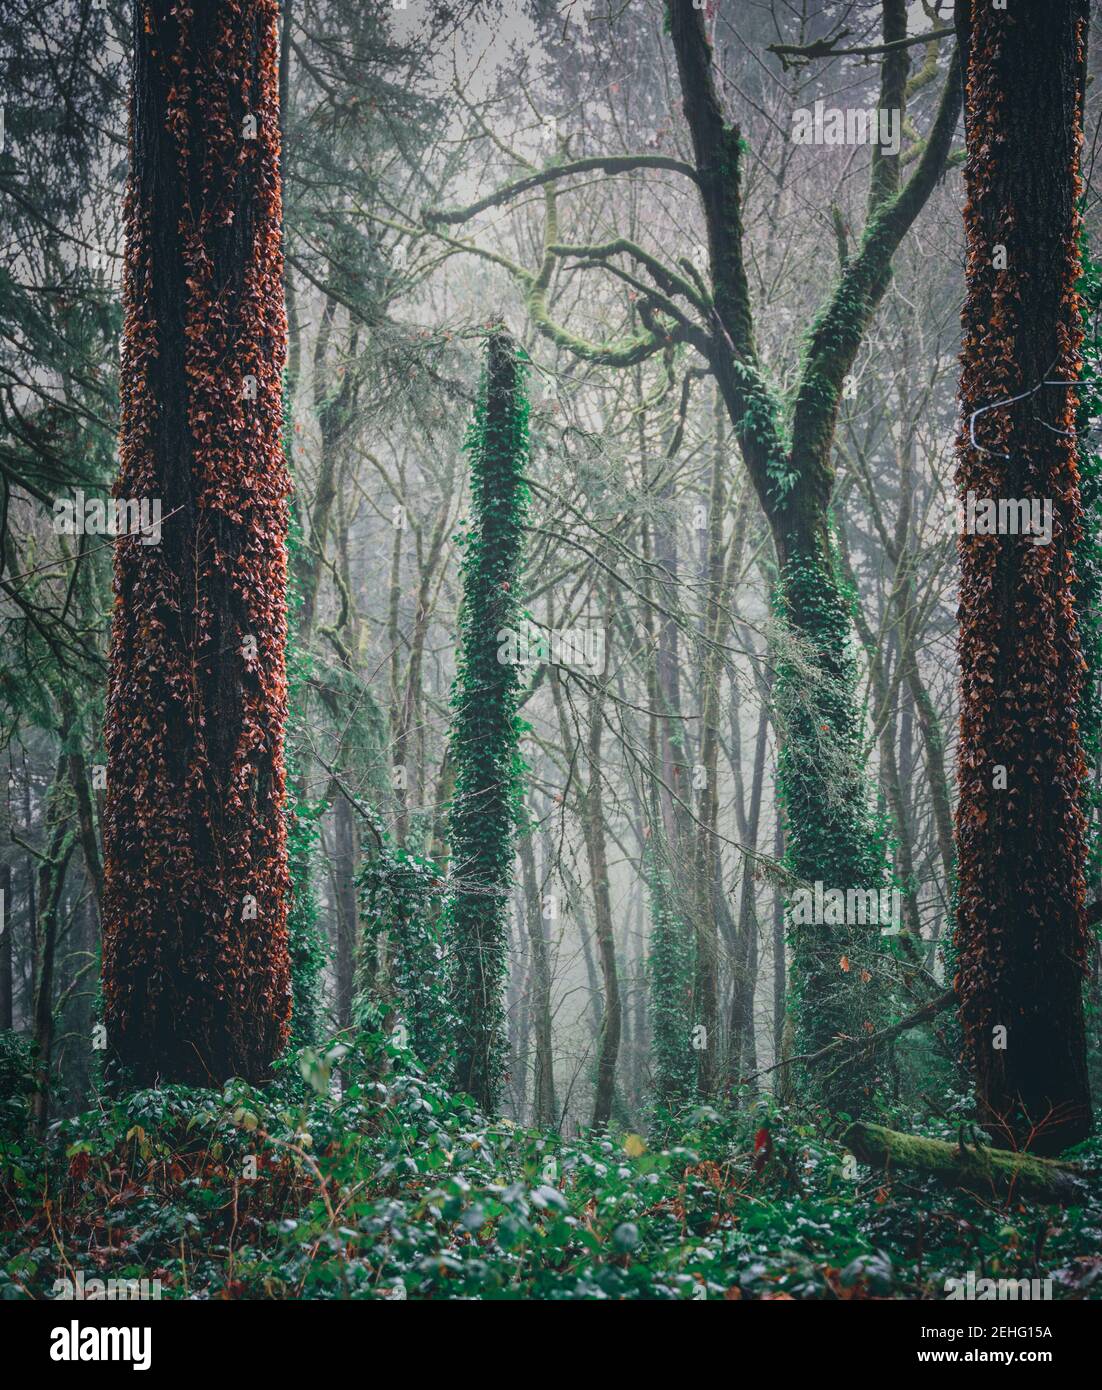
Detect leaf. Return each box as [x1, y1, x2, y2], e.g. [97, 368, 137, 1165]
[753, 1127, 773, 1175]
[612, 1222, 640, 1253]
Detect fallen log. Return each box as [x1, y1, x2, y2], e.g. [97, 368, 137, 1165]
[843, 1121, 1089, 1206]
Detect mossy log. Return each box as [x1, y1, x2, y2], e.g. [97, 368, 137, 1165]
[843, 1121, 1089, 1205]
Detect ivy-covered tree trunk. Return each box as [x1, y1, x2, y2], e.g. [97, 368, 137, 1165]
[641, 419, 696, 1109]
[448, 329, 528, 1112]
[774, 550, 888, 1110]
[646, 832, 696, 1108]
[1073, 240, 1102, 906]
[332, 790, 358, 1030]
[953, 0, 1092, 1155]
[102, 0, 292, 1085]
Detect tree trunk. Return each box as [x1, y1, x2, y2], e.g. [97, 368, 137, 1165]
[448, 330, 527, 1112]
[691, 402, 731, 1096]
[729, 695, 768, 1082]
[953, 0, 1092, 1154]
[393, 507, 448, 845]
[0, 768, 12, 1030]
[332, 790, 358, 1030]
[845, 1121, 1088, 1206]
[102, 0, 292, 1085]
[23, 751, 36, 1019]
[771, 814, 786, 1067]
[582, 688, 621, 1130]
[0, 858, 11, 1031]
[839, 547, 922, 939]
[509, 905, 530, 1119]
[298, 296, 357, 645]
[520, 829, 556, 1128]
[31, 753, 75, 1130]
[60, 690, 104, 917]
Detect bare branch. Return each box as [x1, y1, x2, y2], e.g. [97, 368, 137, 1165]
[423, 154, 699, 229]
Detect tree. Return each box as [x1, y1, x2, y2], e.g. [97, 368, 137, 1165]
[579, 685, 620, 1128]
[519, 825, 557, 1129]
[667, 0, 959, 1112]
[646, 832, 695, 1108]
[953, 0, 1093, 1154]
[101, 0, 292, 1086]
[448, 329, 529, 1111]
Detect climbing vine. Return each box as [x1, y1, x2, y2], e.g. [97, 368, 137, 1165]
[356, 836, 452, 1076]
[953, 2, 1092, 1153]
[645, 840, 696, 1108]
[101, 0, 292, 1084]
[1075, 233, 1102, 887]
[446, 329, 529, 1112]
[773, 546, 890, 1116]
[284, 442, 327, 1051]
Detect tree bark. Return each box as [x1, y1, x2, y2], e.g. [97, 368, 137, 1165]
[332, 789, 358, 1030]
[59, 690, 104, 917]
[0, 858, 11, 1031]
[520, 829, 556, 1128]
[771, 814, 786, 1068]
[582, 689, 621, 1130]
[691, 398, 732, 1096]
[0, 767, 12, 1030]
[31, 752, 75, 1130]
[102, 0, 292, 1085]
[729, 695, 769, 1082]
[953, 0, 1092, 1154]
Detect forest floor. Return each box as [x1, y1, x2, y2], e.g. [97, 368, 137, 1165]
[2, 1031, 1100, 1301]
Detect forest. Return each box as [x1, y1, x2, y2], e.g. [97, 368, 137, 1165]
[1, 0, 1102, 1336]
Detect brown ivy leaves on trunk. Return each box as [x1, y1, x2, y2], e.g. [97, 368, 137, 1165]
[102, 0, 292, 1085]
[954, 0, 1092, 1154]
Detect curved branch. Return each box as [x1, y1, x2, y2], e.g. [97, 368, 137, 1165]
[769, 26, 953, 71]
[548, 235, 710, 314]
[423, 154, 699, 229]
[525, 276, 674, 367]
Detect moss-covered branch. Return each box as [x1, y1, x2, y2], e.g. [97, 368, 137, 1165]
[423, 154, 699, 230]
[844, 1122, 1090, 1205]
[548, 236, 710, 315]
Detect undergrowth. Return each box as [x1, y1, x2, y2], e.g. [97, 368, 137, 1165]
[2, 1030, 1100, 1300]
